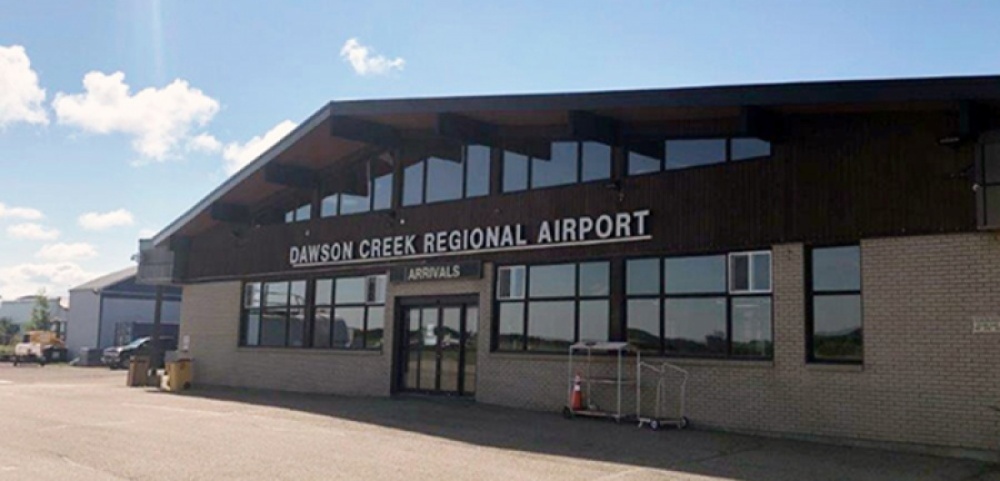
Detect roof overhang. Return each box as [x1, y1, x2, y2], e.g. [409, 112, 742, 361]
[152, 75, 1000, 247]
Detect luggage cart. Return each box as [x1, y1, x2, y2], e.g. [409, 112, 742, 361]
[562, 342, 638, 423]
[636, 361, 689, 430]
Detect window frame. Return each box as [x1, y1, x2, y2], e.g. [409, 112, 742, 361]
[805, 244, 864, 365]
[492, 260, 612, 353]
[625, 251, 774, 360]
[238, 273, 386, 352]
[728, 251, 773, 295]
[501, 140, 613, 195]
[402, 145, 492, 208]
[312, 274, 387, 351]
[240, 280, 307, 348]
[320, 158, 393, 218]
[627, 137, 773, 177]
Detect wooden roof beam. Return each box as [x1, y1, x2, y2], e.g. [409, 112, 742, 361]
[740, 106, 783, 142]
[568, 110, 620, 146]
[209, 202, 251, 224]
[264, 163, 318, 189]
[330, 115, 401, 148]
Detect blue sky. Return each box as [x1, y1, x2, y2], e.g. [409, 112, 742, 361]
[1, 0, 999, 300]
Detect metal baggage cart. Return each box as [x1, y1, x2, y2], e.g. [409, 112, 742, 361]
[636, 360, 689, 430]
[562, 342, 638, 423]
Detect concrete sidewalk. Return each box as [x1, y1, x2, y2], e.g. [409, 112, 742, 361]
[0, 365, 996, 481]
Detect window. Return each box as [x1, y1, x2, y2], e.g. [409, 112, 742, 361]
[284, 203, 311, 223]
[314, 274, 387, 350]
[503, 141, 611, 193]
[320, 155, 393, 217]
[241, 280, 307, 347]
[494, 261, 610, 352]
[808, 246, 862, 363]
[626, 252, 772, 358]
[979, 140, 1000, 228]
[403, 145, 492, 206]
[240, 275, 385, 350]
[628, 137, 771, 175]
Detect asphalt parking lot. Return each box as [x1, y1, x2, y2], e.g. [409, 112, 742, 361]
[0, 365, 996, 481]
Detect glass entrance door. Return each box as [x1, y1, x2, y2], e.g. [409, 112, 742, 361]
[400, 301, 477, 396]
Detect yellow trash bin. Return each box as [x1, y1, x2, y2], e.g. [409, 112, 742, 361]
[166, 358, 193, 392]
[127, 356, 150, 387]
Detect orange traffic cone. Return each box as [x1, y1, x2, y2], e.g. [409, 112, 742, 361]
[570, 374, 584, 411]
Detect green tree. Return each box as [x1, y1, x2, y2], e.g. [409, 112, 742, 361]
[0, 317, 18, 344]
[25, 290, 52, 332]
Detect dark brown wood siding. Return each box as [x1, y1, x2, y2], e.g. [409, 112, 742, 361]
[182, 110, 976, 282]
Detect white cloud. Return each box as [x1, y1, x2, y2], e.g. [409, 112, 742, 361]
[77, 208, 134, 230]
[339, 38, 405, 76]
[52, 71, 220, 160]
[138, 228, 158, 238]
[0, 262, 93, 299]
[0, 202, 44, 220]
[0, 45, 48, 127]
[222, 120, 296, 174]
[7, 223, 59, 240]
[187, 132, 222, 153]
[35, 242, 98, 261]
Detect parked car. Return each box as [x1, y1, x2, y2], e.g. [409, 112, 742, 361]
[102, 336, 177, 370]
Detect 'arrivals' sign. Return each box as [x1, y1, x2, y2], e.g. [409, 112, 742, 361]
[288, 209, 651, 268]
[390, 261, 482, 283]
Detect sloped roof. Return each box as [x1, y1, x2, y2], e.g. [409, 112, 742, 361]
[151, 75, 1000, 246]
[70, 266, 137, 292]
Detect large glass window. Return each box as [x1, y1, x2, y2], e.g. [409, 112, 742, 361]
[494, 261, 610, 352]
[284, 203, 311, 223]
[241, 280, 307, 347]
[320, 156, 393, 217]
[628, 137, 772, 175]
[314, 274, 387, 350]
[240, 275, 385, 350]
[809, 246, 862, 363]
[626, 252, 772, 358]
[403, 145, 492, 205]
[503, 141, 610, 193]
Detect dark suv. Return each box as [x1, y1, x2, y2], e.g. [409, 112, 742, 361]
[101, 337, 177, 370]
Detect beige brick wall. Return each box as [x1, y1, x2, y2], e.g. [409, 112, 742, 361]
[476, 233, 1000, 455]
[179, 281, 390, 396]
[180, 232, 1000, 456]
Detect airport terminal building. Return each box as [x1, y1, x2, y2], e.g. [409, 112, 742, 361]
[152, 77, 1000, 460]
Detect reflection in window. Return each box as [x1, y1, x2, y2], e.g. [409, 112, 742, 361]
[666, 139, 726, 170]
[285, 203, 311, 223]
[319, 155, 393, 217]
[504, 141, 610, 193]
[404, 145, 492, 205]
[242, 280, 307, 347]
[665, 298, 727, 355]
[731, 137, 772, 161]
[664, 255, 726, 294]
[465, 145, 490, 197]
[809, 246, 862, 363]
[502, 151, 528, 193]
[426, 157, 463, 203]
[581, 142, 612, 182]
[628, 137, 772, 175]
[532, 142, 578, 189]
[314, 274, 388, 350]
[403, 162, 424, 207]
[626, 252, 773, 358]
[495, 261, 610, 352]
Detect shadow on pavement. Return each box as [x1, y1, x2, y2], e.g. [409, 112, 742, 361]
[176, 386, 995, 481]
